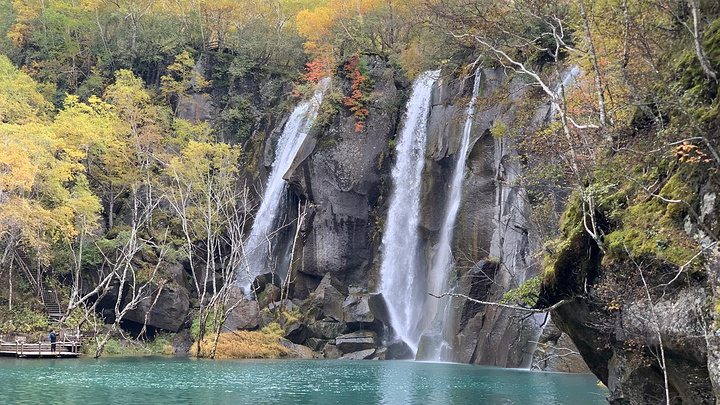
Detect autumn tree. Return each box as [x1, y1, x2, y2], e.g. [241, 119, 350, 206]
[160, 50, 209, 116]
[164, 137, 249, 357]
[296, 0, 430, 66]
[0, 56, 101, 311]
[101, 69, 166, 222]
[0, 54, 52, 123]
[51, 94, 126, 317]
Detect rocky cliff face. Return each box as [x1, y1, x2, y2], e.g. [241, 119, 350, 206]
[540, 178, 720, 402]
[287, 55, 401, 297]
[419, 68, 552, 367]
[150, 54, 589, 371]
[278, 62, 568, 367]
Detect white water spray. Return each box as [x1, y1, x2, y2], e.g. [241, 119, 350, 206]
[550, 66, 581, 118]
[379, 70, 440, 354]
[418, 69, 482, 361]
[239, 78, 330, 293]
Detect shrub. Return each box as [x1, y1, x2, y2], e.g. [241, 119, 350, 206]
[189, 330, 290, 359]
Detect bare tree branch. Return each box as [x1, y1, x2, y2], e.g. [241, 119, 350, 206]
[429, 292, 572, 313]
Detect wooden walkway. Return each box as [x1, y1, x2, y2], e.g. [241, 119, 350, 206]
[0, 341, 82, 358]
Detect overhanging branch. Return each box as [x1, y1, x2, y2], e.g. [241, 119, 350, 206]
[429, 292, 572, 313]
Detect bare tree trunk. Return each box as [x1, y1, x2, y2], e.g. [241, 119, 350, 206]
[8, 259, 13, 311]
[633, 256, 670, 405]
[108, 195, 114, 230]
[93, 185, 165, 358]
[688, 0, 717, 81]
[139, 281, 166, 339]
[131, 15, 138, 59]
[578, 0, 609, 132]
[281, 202, 306, 304]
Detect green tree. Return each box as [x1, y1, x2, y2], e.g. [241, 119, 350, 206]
[160, 50, 209, 116]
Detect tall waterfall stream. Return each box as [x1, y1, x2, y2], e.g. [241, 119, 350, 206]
[417, 70, 482, 361]
[239, 79, 330, 293]
[378, 70, 440, 354]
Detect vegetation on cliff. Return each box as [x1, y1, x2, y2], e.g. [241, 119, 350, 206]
[0, 5, 718, 395]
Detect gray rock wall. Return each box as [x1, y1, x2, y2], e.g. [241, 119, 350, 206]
[542, 175, 720, 402]
[421, 68, 551, 368]
[287, 55, 401, 297]
[277, 63, 566, 367]
[240, 60, 576, 369]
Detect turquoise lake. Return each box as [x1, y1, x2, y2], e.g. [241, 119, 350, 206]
[0, 357, 607, 404]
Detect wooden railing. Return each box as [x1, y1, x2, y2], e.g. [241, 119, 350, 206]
[0, 341, 82, 357]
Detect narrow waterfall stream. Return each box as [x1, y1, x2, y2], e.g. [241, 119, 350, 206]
[239, 79, 330, 293]
[550, 66, 581, 118]
[379, 70, 440, 354]
[417, 70, 483, 361]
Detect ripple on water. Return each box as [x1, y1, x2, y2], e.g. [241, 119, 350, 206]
[0, 358, 606, 404]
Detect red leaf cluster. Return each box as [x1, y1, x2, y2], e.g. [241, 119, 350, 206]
[342, 55, 370, 132]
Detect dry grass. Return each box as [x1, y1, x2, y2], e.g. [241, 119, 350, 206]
[190, 329, 291, 359]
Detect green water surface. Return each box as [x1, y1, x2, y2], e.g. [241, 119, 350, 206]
[0, 357, 607, 404]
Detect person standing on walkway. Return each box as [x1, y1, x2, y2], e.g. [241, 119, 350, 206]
[49, 330, 57, 353]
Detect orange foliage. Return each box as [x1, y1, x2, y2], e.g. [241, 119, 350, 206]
[342, 55, 371, 131]
[296, 0, 383, 61]
[291, 58, 333, 99]
[674, 142, 712, 163]
[305, 58, 332, 83]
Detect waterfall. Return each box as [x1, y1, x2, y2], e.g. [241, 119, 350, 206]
[417, 69, 482, 361]
[239, 78, 330, 293]
[379, 70, 440, 354]
[550, 66, 581, 118]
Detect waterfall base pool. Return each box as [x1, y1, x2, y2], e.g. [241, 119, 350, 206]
[0, 357, 607, 404]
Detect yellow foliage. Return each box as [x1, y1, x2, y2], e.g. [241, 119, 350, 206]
[297, 7, 333, 53]
[296, 0, 385, 60]
[398, 40, 425, 80]
[8, 0, 42, 47]
[190, 331, 291, 359]
[0, 60, 105, 261]
[0, 55, 52, 124]
[0, 124, 39, 192]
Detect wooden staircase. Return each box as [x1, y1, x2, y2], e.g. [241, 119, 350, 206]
[41, 289, 63, 323]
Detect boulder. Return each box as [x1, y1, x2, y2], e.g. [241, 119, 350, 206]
[281, 313, 307, 344]
[340, 348, 376, 360]
[372, 347, 388, 360]
[335, 330, 377, 354]
[267, 299, 293, 312]
[342, 293, 390, 334]
[279, 339, 317, 359]
[258, 284, 281, 309]
[302, 273, 348, 322]
[251, 272, 282, 294]
[164, 262, 190, 291]
[386, 340, 414, 360]
[224, 300, 260, 331]
[258, 308, 275, 328]
[306, 338, 330, 352]
[170, 329, 192, 356]
[96, 279, 121, 323]
[323, 342, 342, 359]
[307, 320, 349, 339]
[123, 282, 189, 332]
